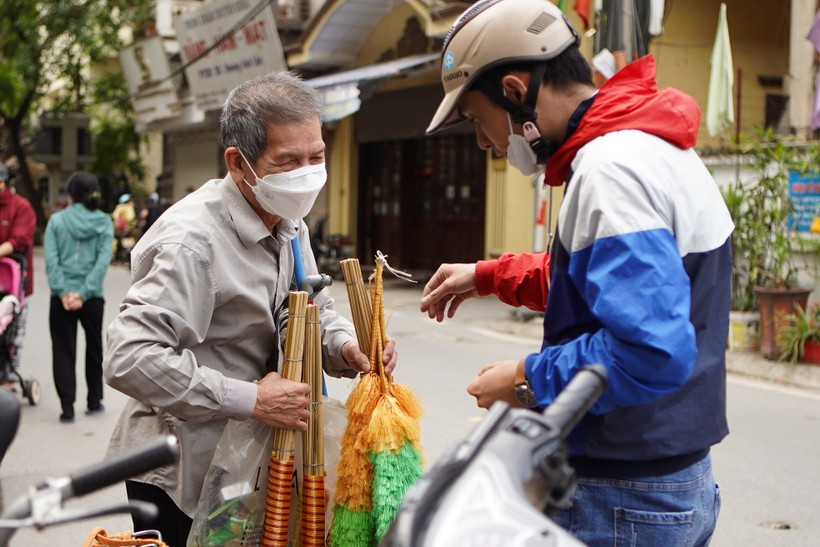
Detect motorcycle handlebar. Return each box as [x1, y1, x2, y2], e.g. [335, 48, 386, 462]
[542, 365, 608, 437]
[65, 436, 179, 498]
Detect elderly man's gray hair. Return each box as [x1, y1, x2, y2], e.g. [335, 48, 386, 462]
[220, 71, 323, 163]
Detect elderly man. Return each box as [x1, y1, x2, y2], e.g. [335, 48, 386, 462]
[104, 71, 396, 545]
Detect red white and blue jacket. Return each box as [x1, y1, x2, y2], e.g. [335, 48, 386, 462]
[476, 56, 734, 464]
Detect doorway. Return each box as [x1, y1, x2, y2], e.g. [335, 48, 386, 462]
[358, 134, 486, 272]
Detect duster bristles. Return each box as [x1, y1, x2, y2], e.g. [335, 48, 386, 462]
[365, 394, 420, 453]
[328, 504, 375, 547]
[334, 374, 379, 510]
[334, 445, 373, 510]
[371, 442, 424, 540]
[391, 383, 424, 421]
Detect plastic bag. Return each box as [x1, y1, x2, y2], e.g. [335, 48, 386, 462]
[187, 397, 346, 547]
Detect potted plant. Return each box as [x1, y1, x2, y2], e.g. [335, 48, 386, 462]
[725, 128, 818, 359]
[722, 180, 760, 351]
[778, 304, 820, 365]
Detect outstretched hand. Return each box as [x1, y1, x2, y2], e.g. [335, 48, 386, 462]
[420, 263, 479, 322]
[252, 372, 311, 431]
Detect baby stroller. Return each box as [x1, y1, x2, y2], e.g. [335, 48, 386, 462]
[0, 254, 40, 405]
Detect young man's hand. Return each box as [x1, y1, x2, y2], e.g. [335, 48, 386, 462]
[420, 263, 479, 322]
[467, 360, 525, 409]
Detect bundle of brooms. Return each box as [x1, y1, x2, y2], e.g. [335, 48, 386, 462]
[328, 255, 424, 546]
[262, 290, 308, 546]
[261, 294, 329, 546]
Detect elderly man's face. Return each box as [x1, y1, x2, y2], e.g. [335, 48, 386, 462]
[228, 116, 325, 226]
[251, 118, 325, 178]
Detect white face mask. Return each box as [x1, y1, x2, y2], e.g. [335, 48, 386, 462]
[238, 149, 327, 219]
[506, 114, 541, 177]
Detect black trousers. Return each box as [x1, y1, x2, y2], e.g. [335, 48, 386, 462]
[126, 480, 193, 546]
[49, 296, 104, 412]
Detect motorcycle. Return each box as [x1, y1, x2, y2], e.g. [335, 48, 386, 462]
[382, 364, 608, 547]
[0, 388, 179, 546]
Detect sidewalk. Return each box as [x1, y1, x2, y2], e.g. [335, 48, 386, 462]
[440, 295, 820, 393]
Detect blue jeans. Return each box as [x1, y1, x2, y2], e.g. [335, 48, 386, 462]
[552, 454, 721, 547]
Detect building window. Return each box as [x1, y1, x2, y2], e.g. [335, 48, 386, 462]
[77, 127, 93, 156]
[764, 94, 788, 130]
[36, 127, 62, 155]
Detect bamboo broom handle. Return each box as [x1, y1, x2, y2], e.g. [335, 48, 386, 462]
[262, 291, 308, 547]
[341, 258, 372, 357]
[304, 304, 323, 467]
[301, 304, 326, 546]
[271, 290, 308, 455]
[368, 259, 391, 394]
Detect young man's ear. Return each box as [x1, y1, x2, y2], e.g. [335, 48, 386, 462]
[500, 73, 530, 104]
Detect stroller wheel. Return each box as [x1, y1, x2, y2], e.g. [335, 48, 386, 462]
[24, 379, 40, 406]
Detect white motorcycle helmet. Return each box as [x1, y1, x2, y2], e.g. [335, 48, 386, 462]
[427, 0, 580, 135]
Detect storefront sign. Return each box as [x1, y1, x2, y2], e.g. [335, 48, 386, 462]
[788, 171, 820, 232]
[174, 0, 285, 111]
[119, 36, 181, 126]
[317, 84, 361, 123]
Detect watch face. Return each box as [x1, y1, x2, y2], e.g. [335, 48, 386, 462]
[515, 384, 536, 407]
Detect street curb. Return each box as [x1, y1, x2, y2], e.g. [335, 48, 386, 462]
[726, 350, 820, 392]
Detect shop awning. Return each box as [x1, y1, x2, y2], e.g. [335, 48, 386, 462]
[306, 52, 439, 122]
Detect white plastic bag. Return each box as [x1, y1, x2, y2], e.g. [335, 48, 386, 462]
[186, 397, 346, 547]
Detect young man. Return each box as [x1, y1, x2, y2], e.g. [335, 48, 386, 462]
[104, 71, 398, 545]
[420, 1, 732, 545]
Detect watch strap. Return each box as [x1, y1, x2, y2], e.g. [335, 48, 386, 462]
[514, 360, 528, 387]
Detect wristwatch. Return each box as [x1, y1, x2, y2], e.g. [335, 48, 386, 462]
[514, 361, 537, 408]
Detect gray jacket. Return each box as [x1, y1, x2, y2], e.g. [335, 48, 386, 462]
[104, 175, 356, 516]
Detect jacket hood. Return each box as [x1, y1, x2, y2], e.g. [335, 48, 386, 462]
[61, 203, 111, 239]
[544, 55, 701, 187]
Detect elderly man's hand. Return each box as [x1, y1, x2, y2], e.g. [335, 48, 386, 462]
[342, 338, 397, 376]
[252, 372, 311, 430]
[467, 360, 525, 409]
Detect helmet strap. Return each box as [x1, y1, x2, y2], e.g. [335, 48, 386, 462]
[475, 62, 552, 162]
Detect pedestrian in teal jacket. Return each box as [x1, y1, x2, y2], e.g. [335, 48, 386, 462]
[44, 171, 113, 423]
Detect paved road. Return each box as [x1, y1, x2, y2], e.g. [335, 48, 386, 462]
[2, 250, 819, 546]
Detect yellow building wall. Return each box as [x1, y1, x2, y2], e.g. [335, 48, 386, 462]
[328, 116, 356, 237]
[356, 3, 426, 65]
[649, 0, 790, 148]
